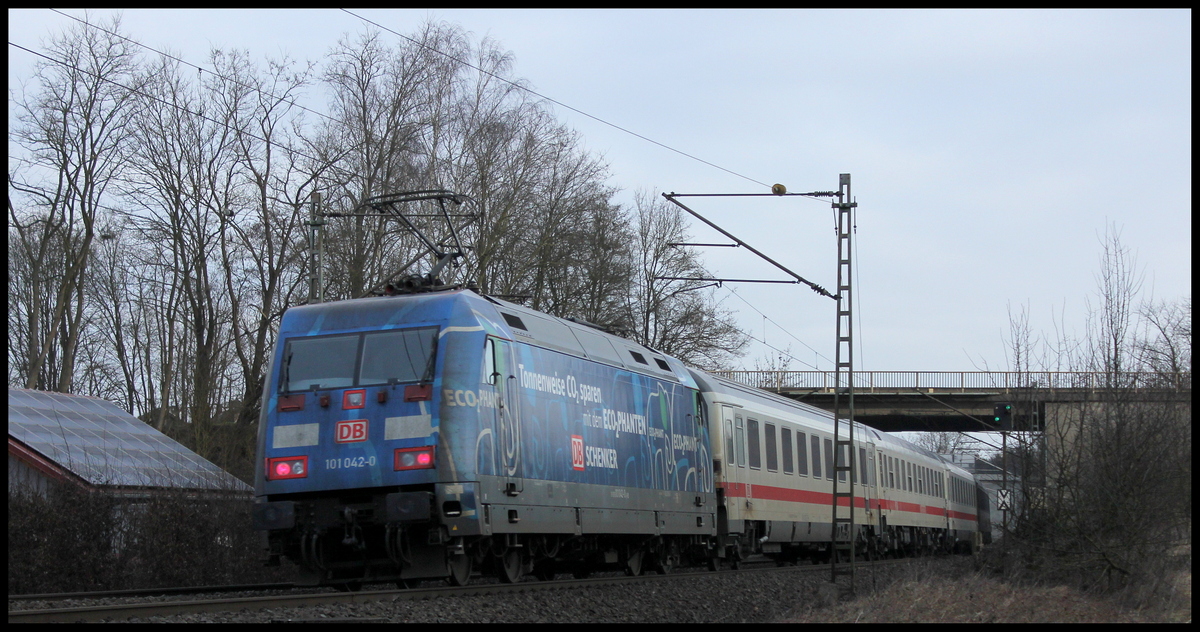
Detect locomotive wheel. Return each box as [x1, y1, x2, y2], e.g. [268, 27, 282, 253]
[624, 548, 644, 576]
[497, 547, 525, 583]
[447, 552, 472, 587]
[655, 541, 679, 575]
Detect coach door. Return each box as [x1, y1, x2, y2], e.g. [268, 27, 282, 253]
[488, 337, 523, 496]
[864, 442, 880, 529]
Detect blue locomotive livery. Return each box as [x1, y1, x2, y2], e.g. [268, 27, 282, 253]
[254, 289, 716, 585]
[254, 286, 988, 588]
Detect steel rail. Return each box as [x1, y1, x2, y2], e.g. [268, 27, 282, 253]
[8, 558, 912, 623]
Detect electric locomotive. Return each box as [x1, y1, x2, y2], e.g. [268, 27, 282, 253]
[253, 288, 717, 587]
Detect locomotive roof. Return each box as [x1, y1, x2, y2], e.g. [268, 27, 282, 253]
[283, 289, 697, 388]
[479, 293, 696, 387]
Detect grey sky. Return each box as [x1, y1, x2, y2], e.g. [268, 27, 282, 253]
[9, 9, 1191, 372]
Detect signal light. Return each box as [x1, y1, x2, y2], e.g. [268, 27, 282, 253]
[266, 456, 309, 480]
[993, 402, 1013, 430]
[394, 446, 436, 471]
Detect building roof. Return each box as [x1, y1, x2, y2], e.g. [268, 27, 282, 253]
[8, 388, 249, 492]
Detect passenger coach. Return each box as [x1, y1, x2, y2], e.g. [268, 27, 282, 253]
[693, 372, 983, 563]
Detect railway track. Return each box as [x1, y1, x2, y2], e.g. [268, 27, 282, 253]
[9, 558, 911, 623]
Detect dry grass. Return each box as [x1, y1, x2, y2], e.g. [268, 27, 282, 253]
[782, 556, 1191, 623]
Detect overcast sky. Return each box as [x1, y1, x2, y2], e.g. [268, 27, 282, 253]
[9, 9, 1191, 373]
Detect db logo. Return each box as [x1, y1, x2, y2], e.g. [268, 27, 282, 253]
[571, 435, 585, 471]
[335, 419, 368, 443]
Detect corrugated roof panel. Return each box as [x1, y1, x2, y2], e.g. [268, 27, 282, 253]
[7, 389, 249, 492]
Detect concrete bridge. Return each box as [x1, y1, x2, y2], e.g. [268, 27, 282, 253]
[710, 371, 1191, 433]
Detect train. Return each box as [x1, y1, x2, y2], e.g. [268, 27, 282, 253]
[252, 286, 991, 587]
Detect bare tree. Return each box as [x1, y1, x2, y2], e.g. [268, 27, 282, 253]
[996, 226, 1190, 607]
[1136, 297, 1191, 384]
[206, 48, 326, 431]
[9, 13, 147, 392]
[623, 190, 748, 369]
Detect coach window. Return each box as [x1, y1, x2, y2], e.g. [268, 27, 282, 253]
[888, 457, 895, 489]
[907, 462, 913, 492]
[797, 431, 808, 476]
[823, 438, 834, 480]
[747, 418, 761, 470]
[781, 428, 793, 474]
[859, 447, 868, 487]
[835, 441, 847, 483]
[725, 415, 736, 467]
[764, 423, 778, 472]
[729, 414, 739, 470]
[810, 434, 821, 481]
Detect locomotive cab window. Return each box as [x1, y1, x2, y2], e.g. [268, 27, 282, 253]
[282, 326, 437, 392]
[359, 327, 438, 386]
[282, 334, 358, 391]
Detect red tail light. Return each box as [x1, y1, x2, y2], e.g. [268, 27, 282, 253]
[394, 446, 436, 471]
[278, 394, 305, 412]
[404, 384, 432, 402]
[266, 456, 309, 480]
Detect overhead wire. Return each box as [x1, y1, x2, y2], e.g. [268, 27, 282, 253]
[339, 8, 773, 190]
[723, 284, 835, 369]
[18, 10, 838, 378]
[45, 8, 340, 128]
[29, 9, 775, 200]
[8, 40, 329, 170]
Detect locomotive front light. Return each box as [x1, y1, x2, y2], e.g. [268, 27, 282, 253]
[266, 456, 309, 480]
[394, 446, 436, 471]
[343, 389, 366, 409]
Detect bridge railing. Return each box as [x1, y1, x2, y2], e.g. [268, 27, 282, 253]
[709, 370, 1191, 392]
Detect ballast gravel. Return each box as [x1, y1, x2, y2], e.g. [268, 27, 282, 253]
[117, 562, 923, 623]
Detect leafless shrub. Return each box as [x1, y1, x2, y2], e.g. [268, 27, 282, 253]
[991, 225, 1191, 611]
[8, 479, 290, 594]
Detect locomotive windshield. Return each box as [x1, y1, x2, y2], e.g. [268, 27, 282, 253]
[282, 326, 438, 392]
